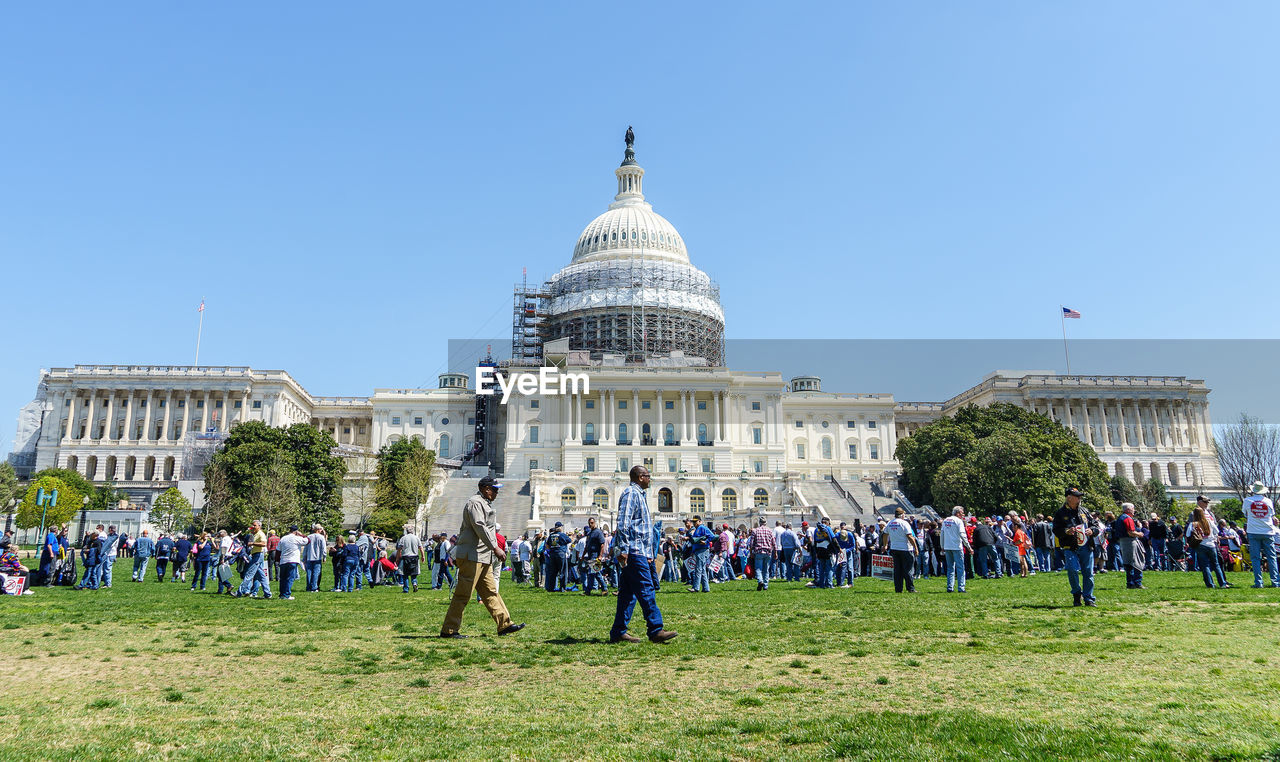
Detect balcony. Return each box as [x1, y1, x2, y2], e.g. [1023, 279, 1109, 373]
[664, 439, 680, 446]
[616, 439, 632, 446]
[641, 436, 656, 446]
[697, 440, 713, 446]
[582, 439, 598, 446]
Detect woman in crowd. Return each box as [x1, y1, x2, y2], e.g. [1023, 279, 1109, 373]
[0, 541, 33, 595]
[190, 533, 214, 591]
[1012, 520, 1032, 578]
[338, 535, 362, 592]
[1189, 508, 1227, 589]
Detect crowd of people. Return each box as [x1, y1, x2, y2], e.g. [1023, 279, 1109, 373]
[3, 478, 1277, 615]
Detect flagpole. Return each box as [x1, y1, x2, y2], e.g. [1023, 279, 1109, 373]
[195, 297, 205, 367]
[1060, 305, 1071, 376]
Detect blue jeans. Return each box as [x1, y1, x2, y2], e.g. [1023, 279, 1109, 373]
[304, 560, 323, 591]
[585, 568, 608, 593]
[815, 556, 834, 588]
[544, 555, 565, 591]
[339, 560, 359, 592]
[974, 546, 992, 577]
[191, 559, 210, 589]
[1062, 547, 1095, 602]
[39, 552, 55, 583]
[945, 548, 966, 592]
[78, 562, 100, 589]
[1196, 544, 1226, 588]
[132, 556, 150, 581]
[611, 557, 664, 640]
[434, 562, 454, 590]
[100, 557, 116, 587]
[238, 554, 270, 597]
[1151, 539, 1167, 571]
[279, 562, 299, 597]
[1248, 534, 1279, 587]
[754, 553, 773, 589]
[836, 557, 854, 586]
[1034, 548, 1052, 572]
[689, 549, 710, 592]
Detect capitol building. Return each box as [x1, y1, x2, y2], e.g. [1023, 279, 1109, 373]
[8, 133, 1223, 535]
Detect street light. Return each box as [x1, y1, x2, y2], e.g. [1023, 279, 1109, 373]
[78, 495, 90, 545]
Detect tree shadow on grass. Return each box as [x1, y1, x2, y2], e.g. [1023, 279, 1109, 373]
[544, 635, 607, 645]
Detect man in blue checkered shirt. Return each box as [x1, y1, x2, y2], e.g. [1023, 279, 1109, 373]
[610, 466, 678, 644]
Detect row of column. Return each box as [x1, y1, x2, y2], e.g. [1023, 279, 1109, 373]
[314, 416, 367, 446]
[565, 389, 735, 444]
[1031, 397, 1209, 451]
[57, 387, 253, 443]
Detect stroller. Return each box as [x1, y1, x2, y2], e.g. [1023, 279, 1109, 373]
[56, 554, 78, 586]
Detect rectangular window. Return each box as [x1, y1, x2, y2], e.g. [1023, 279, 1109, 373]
[753, 460, 763, 473]
[530, 399, 539, 409]
[618, 400, 627, 409]
[846, 420, 855, 429]
[586, 457, 596, 472]
[343, 427, 351, 434]
[796, 443, 806, 459]
[359, 426, 366, 434]
[178, 400, 185, 408]
[867, 420, 877, 429]
[391, 416, 401, 425]
[65, 399, 71, 406]
[752, 427, 762, 445]
[701, 458, 711, 473]
[585, 400, 595, 409]
[642, 401, 651, 409]
[697, 401, 706, 410]
[794, 420, 803, 428]
[849, 443, 858, 459]
[869, 444, 879, 459]
[668, 458, 678, 473]
[529, 459, 538, 471]
[159, 399, 166, 408]
[529, 426, 539, 444]
[414, 417, 423, 426]
[664, 401, 674, 410]
[252, 401, 261, 409]
[215, 400, 223, 408]
[196, 400, 203, 408]
[752, 401, 761, 411]
[619, 457, 628, 471]
[233, 400, 241, 408]
[467, 417, 475, 425]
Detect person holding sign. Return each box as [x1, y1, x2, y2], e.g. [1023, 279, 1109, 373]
[879, 508, 918, 593]
[1052, 487, 1098, 607]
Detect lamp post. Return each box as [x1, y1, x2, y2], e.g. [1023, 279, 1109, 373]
[35, 488, 57, 553]
[78, 495, 90, 545]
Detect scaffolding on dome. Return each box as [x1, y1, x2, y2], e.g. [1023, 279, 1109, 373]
[512, 269, 550, 364]
[537, 257, 726, 366]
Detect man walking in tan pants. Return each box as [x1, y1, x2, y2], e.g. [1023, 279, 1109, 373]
[440, 476, 526, 639]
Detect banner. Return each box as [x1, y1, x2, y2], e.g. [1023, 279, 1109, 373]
[870, 554, 894, 581]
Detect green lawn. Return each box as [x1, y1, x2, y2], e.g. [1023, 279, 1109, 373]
[3, 561, 1279, 761]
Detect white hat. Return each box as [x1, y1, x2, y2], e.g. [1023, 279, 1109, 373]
[1252, 480, 1267, 494]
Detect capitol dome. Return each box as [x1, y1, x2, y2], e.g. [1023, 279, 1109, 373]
[543, 129, 726, 366]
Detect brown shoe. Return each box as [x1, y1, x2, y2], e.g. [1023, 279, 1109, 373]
[609, 633, 642, 643]
[648, 629, 678, 644]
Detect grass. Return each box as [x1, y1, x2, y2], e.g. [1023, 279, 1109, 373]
[4, 560, 1280, 761]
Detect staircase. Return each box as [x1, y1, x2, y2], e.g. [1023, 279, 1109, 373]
[794, 479, 863, 525]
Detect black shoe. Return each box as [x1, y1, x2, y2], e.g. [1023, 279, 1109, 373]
[757, 582, 764, 591]
[1084, 599, 1097, 607]
[439, 632, 467, 639]
[1073, 593, 1082, 607]
[498, 623, 526, 636]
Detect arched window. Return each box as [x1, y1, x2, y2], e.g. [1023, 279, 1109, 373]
[438, 434, 450, 458]
[1133, 463, 1144, 482]
[67, 455, 79, 473]
[585, 422, 595, 442]
[593, 488, 609, 510]
[721, 488, 737, 510]
[561, 488, 577, 507]
[1149, 463, 1160, 484]
[1185, 463, 1196, 483]
[618, 422, 627, 442]
[698, 423, 708, 443]
[1167, 463, 1179, 486]
[753, 488, 769, 508]
[665, 423, 675, 444]
[86, 456, 98, 479]
[689, 488, 705, 510]
[1114, 462, 1125, 478]
[642, 422, 651, 436]
[821, 437, 832, 460]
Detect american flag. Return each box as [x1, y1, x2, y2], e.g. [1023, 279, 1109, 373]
[198, 300, 205, 313]
[1062, 307, 1081, 319]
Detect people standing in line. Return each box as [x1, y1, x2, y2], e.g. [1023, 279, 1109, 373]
[396, 524, 423, 593]
[276, 525, 308, 600]
[1012, 519, 1033, 579]
[609, 466, 677, 644]
[543, 522, 570, 593]
[1242, 480, 1279, 589]
[233, 520, 271, 599]
[941, 507, 972, 593]
[1147, 513, 1168, 571]
[439, 476, 525, 639]
[749, 517, 777, 592]
[1052, 487, 1098, 607]
[131, 529, 155, 582]
[971, 518, 999, 579]
[879, 507, 918, 593]
[304, 524, 327, 593]
[1031, 514, 1054, 572]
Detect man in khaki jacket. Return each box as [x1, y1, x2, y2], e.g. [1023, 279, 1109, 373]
[440, 476, 526, 638]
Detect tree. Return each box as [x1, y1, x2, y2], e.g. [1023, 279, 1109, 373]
[201, 461, 233, 533]
[253, 451, 300, 534]
[0, 462, 19, 511]
[150, 487, 194, 536]
[1215, 497, 1244, 524]
[16, 475, 82, 531]
[896, 403, 1114, 517]
[1141, 478, 1169, 514]
[205, 421, 346, 531]
[372, 438, 436, 537]
[1214, 413, 1280, 502]
[346, 450, 379, 532]
[1109, 475, 1143, 509]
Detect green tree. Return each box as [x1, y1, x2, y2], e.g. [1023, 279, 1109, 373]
[201, 461, 233, 533]
[16, 475, 83, 531]
[896, 403, 1114, 517]
[1141, 479, 1169, 514]
[1214, 497, 1244, 524]
[372, 438, 435, 537]
[0, 462, 19, 510]
[253, 451, 301, 534]
[205, 421, 346, 531]
[1109, 475, 1143, 509]
[151, 487, 194, 536]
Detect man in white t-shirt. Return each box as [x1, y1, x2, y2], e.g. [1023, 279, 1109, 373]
[276, 526, 309, 600]
[940, 506, 973, 593]
[396, 525, 424, 593]
[1243, 480, 1279, 588]
[879, 508, 919, 593]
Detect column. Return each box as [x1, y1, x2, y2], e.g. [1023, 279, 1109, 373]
[680, 391, 689, 442]
[712, 390, 721, 443]
[1097, 398, 1110, 449]
[1115, 400, 1129, 448]
[603, 390, 613, 442]
[1174, 401, 1187, 448]
[632, 389, 639, 442]
[1062, 399, 1074, 438]
[200, 391, 211, 433]
[161, 391, 174, 441]
[657, 390, 664, 444]
[1081, 400, 1093, 446]
[576, 391, 584, 441]
[65, 392, 79, 441]
[84, 390, 98, 441]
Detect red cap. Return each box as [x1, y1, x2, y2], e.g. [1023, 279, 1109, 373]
[801, 521, 809, 526]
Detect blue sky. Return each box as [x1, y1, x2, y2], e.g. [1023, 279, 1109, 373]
[3, 3, 1277, 455]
